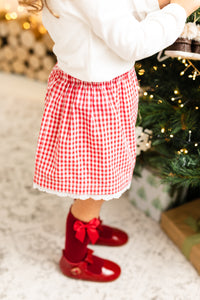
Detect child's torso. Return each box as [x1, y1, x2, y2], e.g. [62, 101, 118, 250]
[42, 0, 144, 82]
[41, 0, 186, 82]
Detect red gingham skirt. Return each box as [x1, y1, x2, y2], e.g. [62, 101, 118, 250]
[33, 62, 139, 201]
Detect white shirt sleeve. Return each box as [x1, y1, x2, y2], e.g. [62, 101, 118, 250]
[72, 0, 187, 62]
[132, 0, 161, 21]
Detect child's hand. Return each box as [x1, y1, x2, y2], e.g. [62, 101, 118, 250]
[170, 0, 200, 17]
[158, 0, 170, 9]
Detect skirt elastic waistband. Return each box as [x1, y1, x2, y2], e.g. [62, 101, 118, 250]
[52, 62, 136, 87]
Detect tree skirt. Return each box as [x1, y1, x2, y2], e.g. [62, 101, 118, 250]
[0, 71, 200, 300]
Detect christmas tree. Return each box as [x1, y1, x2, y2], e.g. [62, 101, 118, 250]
[135, 9, 200, 197]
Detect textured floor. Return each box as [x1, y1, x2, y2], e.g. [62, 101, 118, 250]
[0, 71, 200, 300]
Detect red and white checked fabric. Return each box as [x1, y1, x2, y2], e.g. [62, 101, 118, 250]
[33, 62, 139, 201]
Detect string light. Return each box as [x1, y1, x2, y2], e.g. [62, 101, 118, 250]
[5, 12, 18, 19]
[155, 133, 200, 148]
[10, 12, 18, 19]
[180, 148, 188, 154]
[139, 60, 200, 155]
[23, 22, 31, 30]
[136, 63, 142, 69]
[1, 1, 42, 25]
[138, 69, 145, 76]
[193, 71, 197, 80]
[188, 130, 192, 143]
[5, 13, 12, 20]
[38, 24, 47, 34]
[180, 59, 200, 80]
[0, 4, 45, 37]
[141, 72, 200, 153]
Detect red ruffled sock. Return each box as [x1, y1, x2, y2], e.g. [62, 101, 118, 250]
[64, 206, 89, 263]
[63, 204, 104, 274]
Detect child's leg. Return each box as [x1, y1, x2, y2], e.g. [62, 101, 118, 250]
[71, 198, 105, 222]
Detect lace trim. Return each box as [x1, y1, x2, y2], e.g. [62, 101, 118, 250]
[32, 181, 131, 201]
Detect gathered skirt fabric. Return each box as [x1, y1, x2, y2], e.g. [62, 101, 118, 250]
[33, 62, 139, 201]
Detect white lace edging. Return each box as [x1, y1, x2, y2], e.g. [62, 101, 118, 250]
[32, 181, 132, 201]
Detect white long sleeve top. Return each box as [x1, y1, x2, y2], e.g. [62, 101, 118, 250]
[42, 0, 187, 82]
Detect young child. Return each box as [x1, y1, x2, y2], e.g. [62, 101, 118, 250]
[20, 0, 199, 282]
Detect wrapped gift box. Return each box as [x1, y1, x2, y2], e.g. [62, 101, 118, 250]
[128, 166, 187, 222]
[160, 198, 200, 275]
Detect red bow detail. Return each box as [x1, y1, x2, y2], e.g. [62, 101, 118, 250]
[73, 218, 100, 244]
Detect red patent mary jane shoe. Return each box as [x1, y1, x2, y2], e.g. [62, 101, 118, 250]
[89, 219, 129, 246]
[59, 248, 121, 282]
